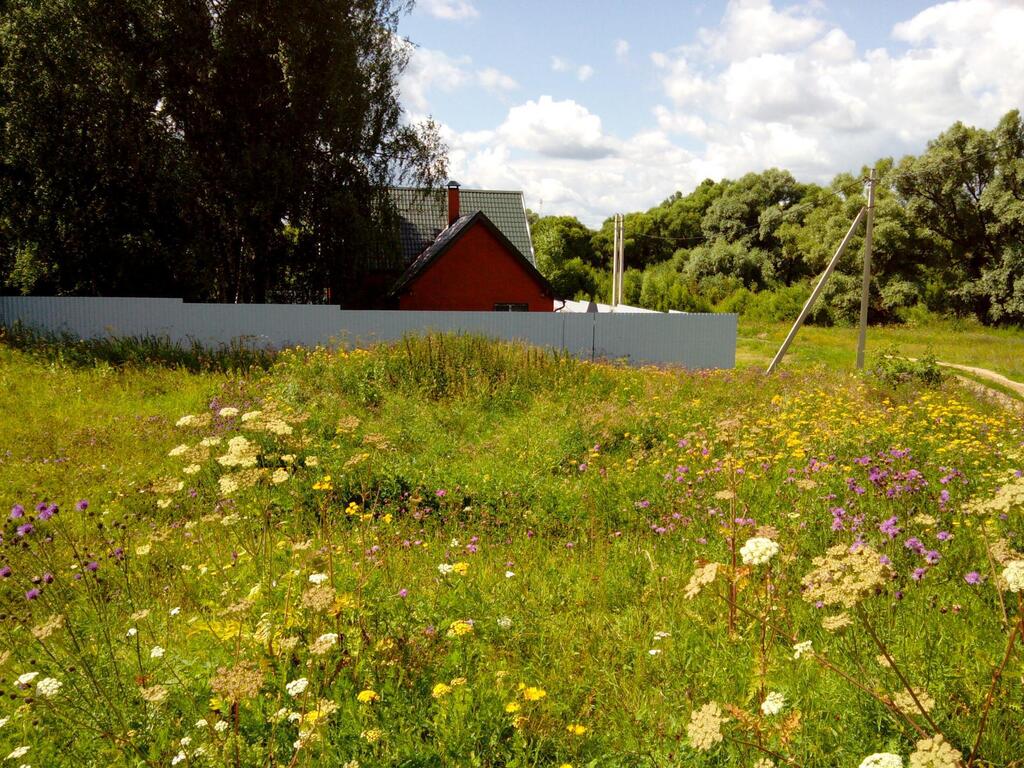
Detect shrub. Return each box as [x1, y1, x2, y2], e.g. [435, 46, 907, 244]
[869, 345, 943, 387]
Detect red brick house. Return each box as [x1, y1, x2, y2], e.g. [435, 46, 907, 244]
[388, 182, 555, 312]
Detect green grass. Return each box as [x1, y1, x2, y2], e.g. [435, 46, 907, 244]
[1, 331, 1023, 768]
[738, 318, 1024, 380]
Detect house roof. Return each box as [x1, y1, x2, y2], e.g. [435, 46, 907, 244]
[389, 187, 535, 268]
[389, 210, 553, 298]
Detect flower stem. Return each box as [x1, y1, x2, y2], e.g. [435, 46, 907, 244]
[854, 603, 941, 735]
[966, 594, 1023, 767]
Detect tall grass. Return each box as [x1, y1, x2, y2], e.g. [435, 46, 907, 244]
[0, 323, 276, 372]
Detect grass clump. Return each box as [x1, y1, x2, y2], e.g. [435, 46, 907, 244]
[0, 323, 276, 372]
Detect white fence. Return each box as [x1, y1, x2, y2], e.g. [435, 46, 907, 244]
[0, 296, 736, 368]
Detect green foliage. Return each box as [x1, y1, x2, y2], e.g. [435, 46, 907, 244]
[868, 346, 944, 387]
[547, 257, 598, 301]
[532, 216, 597, 271]
[0, 0, 447, 304]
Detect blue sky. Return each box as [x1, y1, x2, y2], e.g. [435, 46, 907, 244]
[397, 0, 1024, 226]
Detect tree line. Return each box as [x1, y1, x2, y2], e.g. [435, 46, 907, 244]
[531, 110, 1024, 325]
[0, 0, 447, 306]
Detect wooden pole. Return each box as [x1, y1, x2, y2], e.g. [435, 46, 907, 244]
[616, 214, 624, 306]
[611, 214, 620, 308]
[766, 206, 867, 374]
[856, 169, 876, 369]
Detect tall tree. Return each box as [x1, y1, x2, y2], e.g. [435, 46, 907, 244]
[0, 0, 446, 303]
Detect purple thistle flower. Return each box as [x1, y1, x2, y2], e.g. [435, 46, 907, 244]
[0, 565, 12, 578]
[912, 568, 927, 581]
[964, 571, 981, 585]
[879, 516, 901, 539]
[904, 536, 924, 553]
[25, 588, 41, 600]
[936, 531, 952, 541]
[924, 550, 941, 564]
[85, 561, 99, 572]
[37, 505, 55, 521]
[42, 572, 54, 584]
[16, 523, 34, 537]
[397, 588, 408, 598]
[10, 504, 24, 519]
[76, 499, 89, 511]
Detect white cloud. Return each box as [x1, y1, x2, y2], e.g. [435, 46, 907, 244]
[419, 0, 478, 21]
[615, 39, 630, 61]
[577, 64, 594, 82]
[698, 0, 824, 60]
[400, 48, 471, 112]
[653, 0, 1024, 181]
[478, 67, 518, 93]
[400, 46, 518, 110]
[498, 96, 617, 160]
[408, 0, 1024, 227]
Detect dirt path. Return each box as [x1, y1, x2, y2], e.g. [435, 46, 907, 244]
[931, 361, 1024, 414]
[937, 361, 1024, 399]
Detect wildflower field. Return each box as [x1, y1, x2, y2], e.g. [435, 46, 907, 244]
[1, 333, 1023, 768]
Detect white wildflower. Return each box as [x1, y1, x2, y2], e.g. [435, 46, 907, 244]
[740, 537, 779, 566]
[308, 573, 329, 585]
[1002, 560, 1024, 592]
[15, 672, 38, 686]
[35, 678, 62, 698]
[286, 678, 309, 697]
[793, 640, 813, 659]
[437, 563, 454, 576]
[860, 754, 903, 768]
[760, 691, 785, 716]
[150, 646, 165, 659]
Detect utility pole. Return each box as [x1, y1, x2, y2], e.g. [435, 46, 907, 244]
[612, 213, 624, 309]
[614, 215, 622, 309]
[856, 168, 877, 369]
[611, 214, 618, 308]
[766, 206, 867, 374]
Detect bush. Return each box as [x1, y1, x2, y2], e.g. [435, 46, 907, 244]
[868, 345, 943, 387]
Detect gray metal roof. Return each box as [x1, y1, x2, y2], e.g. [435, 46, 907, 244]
[389, 211, 552, 298]
[389, 187, 535, 268]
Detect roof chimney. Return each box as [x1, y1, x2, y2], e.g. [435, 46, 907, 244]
[447, 180, 460, 226]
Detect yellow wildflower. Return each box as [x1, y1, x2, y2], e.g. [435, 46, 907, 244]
[432, 683, 452, 699]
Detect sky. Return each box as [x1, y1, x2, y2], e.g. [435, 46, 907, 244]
[396, 0, 1024, 227]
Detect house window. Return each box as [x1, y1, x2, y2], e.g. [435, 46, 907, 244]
[494, 303, 529, 312]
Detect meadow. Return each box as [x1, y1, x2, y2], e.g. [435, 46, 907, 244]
[1, 329, 1023, 768]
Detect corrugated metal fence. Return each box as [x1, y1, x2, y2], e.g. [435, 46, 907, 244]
[0, 296, 736, 368]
